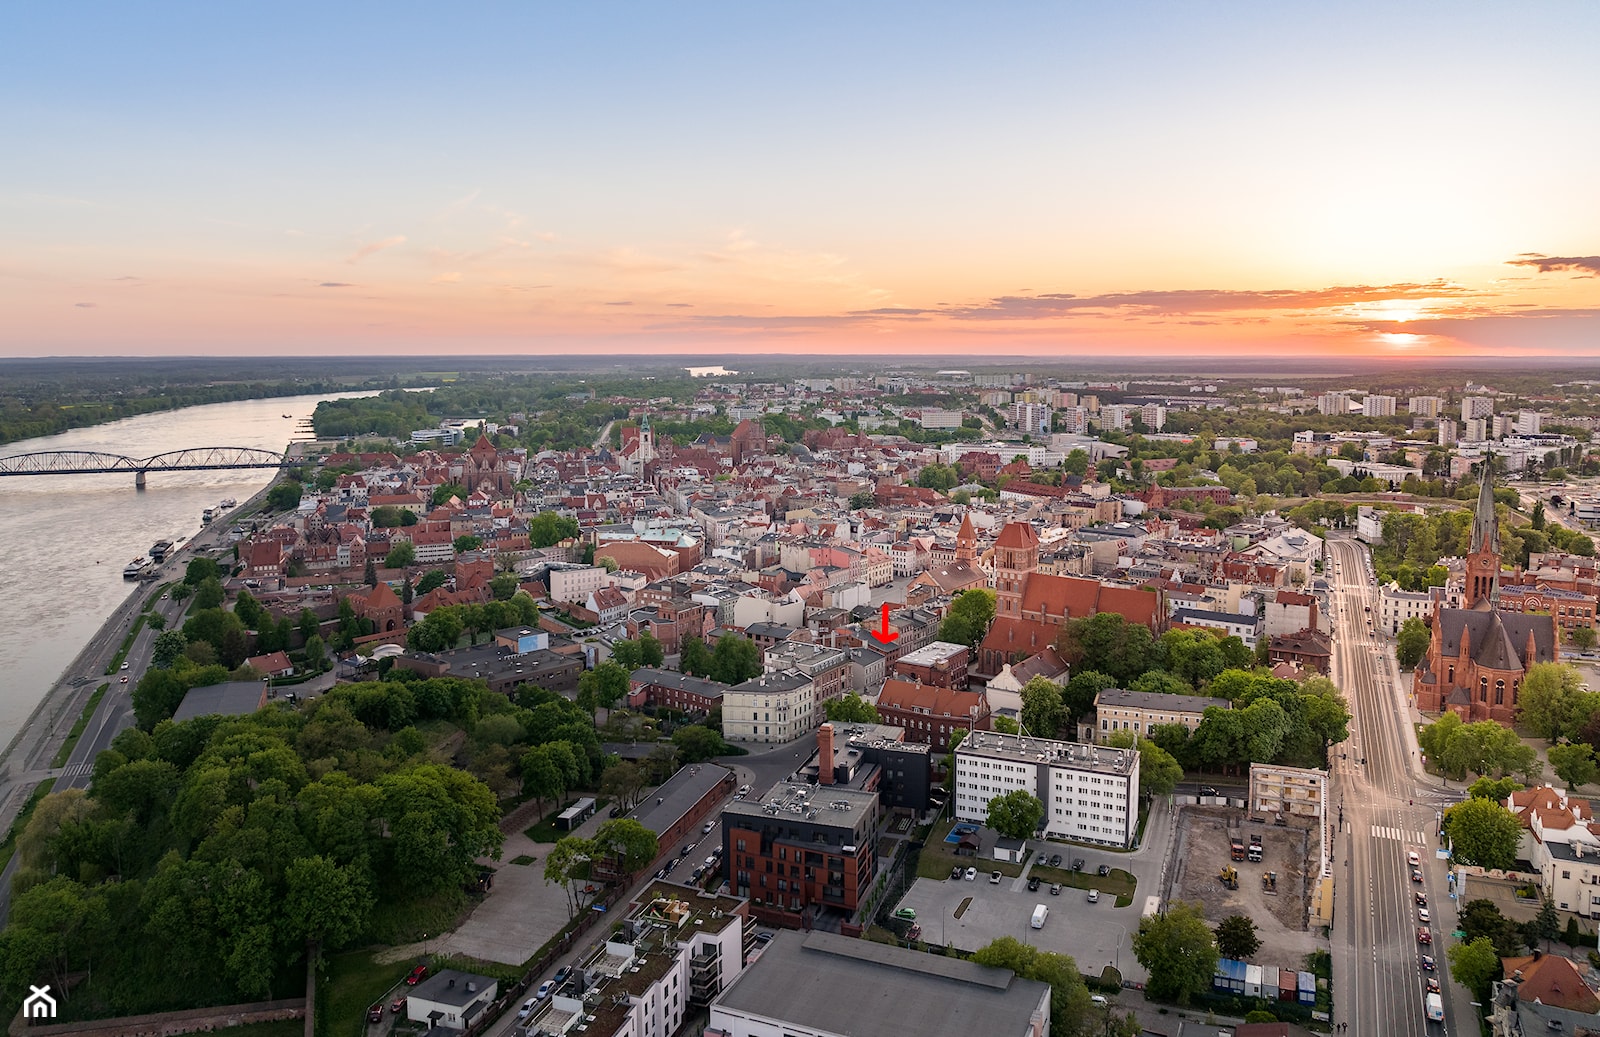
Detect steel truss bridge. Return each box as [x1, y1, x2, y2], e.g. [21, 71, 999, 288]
[0, 447, 294, 486]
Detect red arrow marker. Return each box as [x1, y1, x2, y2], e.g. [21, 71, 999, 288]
[869, 602, 900, 645]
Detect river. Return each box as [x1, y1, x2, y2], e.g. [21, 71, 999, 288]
[0, 390, 387, 745]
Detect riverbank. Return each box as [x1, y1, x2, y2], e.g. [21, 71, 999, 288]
[0, 463, 290, 861]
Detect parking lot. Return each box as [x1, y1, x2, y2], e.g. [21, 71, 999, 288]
[895, 864, 1149, 984]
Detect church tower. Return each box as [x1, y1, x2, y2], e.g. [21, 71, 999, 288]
[1465, 455, 1501, 606]
[955, 512, 977, 563]
[992, 521, 1040, 619]
[638, 414, 655, 466]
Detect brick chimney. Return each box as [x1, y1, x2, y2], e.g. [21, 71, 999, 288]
[818, 723, 835, 785]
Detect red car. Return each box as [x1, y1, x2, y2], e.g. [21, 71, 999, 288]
[367, 1004, 384, 1023]
[1417, 927, 1432, 945]
[390, 997, 407, 1014]
[405, 964, 429, 986]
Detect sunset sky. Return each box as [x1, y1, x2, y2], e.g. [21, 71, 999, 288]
[3, 3, 1598, 358]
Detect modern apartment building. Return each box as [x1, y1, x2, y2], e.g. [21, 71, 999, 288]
[954, 730, 1140, 848]
[722, 781, 880, 926]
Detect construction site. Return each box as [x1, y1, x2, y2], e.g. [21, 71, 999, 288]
[1167, 805, 1326, 965]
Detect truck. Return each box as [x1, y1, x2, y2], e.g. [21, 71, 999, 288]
[1230, 837, 1246, 861]
[1031, 904, 1049, 929]
[1426, 991, 1444, 1022]
[1248, 834, 1264, 863]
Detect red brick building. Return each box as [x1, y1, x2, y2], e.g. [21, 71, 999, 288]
[875, 678, 991, 752]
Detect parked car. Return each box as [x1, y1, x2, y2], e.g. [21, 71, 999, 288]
[368, 1004, 384, 1024]
[1087, 889, 1100, 903]
[950, 865, 964, 880]
[1067, 857, 1080, 871]
[1200, 785, 1218, 795]
[906, 923, 922, 941]
[1027, 876, 1041, 891]
[738, 784, 751, 796]
[989, 870, 1002, 884]
[894, 907, 917, 920]
[517, 998, 538, 1021]
[1050, 883, 1061, 895]
[964, 867, 977, 881]
[1097, 864, 1110, 876]
[702, 821, 716, 833]
[405, 965, 429, 986]
[755, 930, 775, 944]
[1036, 853, 1048, 866]
[536, 980, 555, 1000]
[390, 997, 406, 1015]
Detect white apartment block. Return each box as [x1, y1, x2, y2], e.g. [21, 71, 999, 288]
[1099, 405, 1137, 431]
[1438, 418, 1459, 446]
[1056, 406, 1090, 435]
[1378, 581, 1438, 635]
[1316, 392, 1350, 416]
[1462, 396, 1495, 421]
[1362, 394, 1397, 417]
[1408, 396, 1442, 418]
[722, 671, 815, 744]
[954, 731, 1140, 848]
[1465, 417, 1489, 442]
[1011, 402, 1053, 436]
[549, 564, 607, 604]
[919, 409, 964, 430]
[1139, 404, 1167, 431]
[1518, 410, 1544, 435]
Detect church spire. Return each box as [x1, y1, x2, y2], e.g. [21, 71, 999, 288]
[1470, 453, 1499, 557]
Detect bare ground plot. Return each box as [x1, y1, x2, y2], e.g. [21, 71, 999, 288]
[1168, 806, 1325, 965]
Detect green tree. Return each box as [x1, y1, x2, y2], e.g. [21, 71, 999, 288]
[193, 575, 224, 610]
[543, 835, 594, 919]
[1444, 796, 1524, 869]
[363, 557, 378, 586]
[490, 572, 520, 601]
[1214, 914, 1261, 960]
[985, 789, 1044, 840]
[938, 588, 996, 650]
[916, 463, 959, 491]
[599, 761, 647, 812]
[416, 569, 448, 594]
[824, 693, 880, 723]
[232, 588, 264, 629]
[1062, 611, 1155, 685]
[972, 937, 1094, 1037]
[679, 636, 712, 677]
[284, 854, 374, 956]
[1549, 742, 1599, 790]
[1395, 617, 1431, 670]
[1447, 936, 1502, 1004]
[184, 556, 220, 586]
[1518, 662, 1583, 743]
[266, 480, 303, 511]
[384, 541, 416, 569]
[151, 629, 188, 669]
[453, 534, 482, 554]
[1019, 677, 1064, 738]
[1133, 901, 1220, 1005]
[848, 491, 875, 509]
[638, 633, 665, 667]
[579, 662, 630, 711]
[528, 511, 580, 548]
[709, 634, 761, 684]
[672, 724, 726, 764]
[1467, 776, 1522, 801]
[1107, 731, 1183, 798]
[132, 669, 189, 729]
[1535, 896, 1561, 951]
[591, 818, 660, 875]
[1063, 670, 1117, 723]
[433, 483, 467, 506]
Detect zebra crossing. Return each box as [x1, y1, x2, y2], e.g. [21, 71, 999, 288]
[57, 762, 94, 779]
[1369, 825, 1429, 844]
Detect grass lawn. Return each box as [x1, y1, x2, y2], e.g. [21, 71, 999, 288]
[51, 683, 110, 768]
[1029, 863, 1137, 903]
[522, 799, 609, 844]
[365, 889, 470, 946]
[914, 819, 1024, 880]
[324, 948, 417, 1033]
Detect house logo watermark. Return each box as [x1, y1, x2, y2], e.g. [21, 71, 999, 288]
[23, 984, 56, 1019]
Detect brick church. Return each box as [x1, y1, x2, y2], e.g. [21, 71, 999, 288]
[1412, 458, 1558, 723]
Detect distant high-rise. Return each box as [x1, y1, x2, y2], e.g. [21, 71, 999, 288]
[1465, 417, 1489, 442]
[1139, 403, 1167, 431]
[1408, 396, 1442, 418]
[1517, 410, 1543, 435]
[1362, 394, 1396, 417]
[1462, 396, 1494, 421]
[1317, 392, 1351, 416]
[1438, 418, 1459, 446]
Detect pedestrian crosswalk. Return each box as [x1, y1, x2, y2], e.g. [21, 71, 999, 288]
[57, 762, 94, 778]
[1369, 825, 1429, 844]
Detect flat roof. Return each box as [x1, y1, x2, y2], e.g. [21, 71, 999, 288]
[624, 762, 732, 836]
[895, 641, 968, 666]
[958, 729, 1137, 776]
[727, 780, 878, 822]
[713, 930, 1048, 1037]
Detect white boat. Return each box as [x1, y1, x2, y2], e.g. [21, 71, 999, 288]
[123, 558, 148, 579]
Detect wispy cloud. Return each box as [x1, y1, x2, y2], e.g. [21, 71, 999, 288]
[74, 302, 95, 308]
[319, 282, 354, 288]
[925, 281, 1471, 321]
[345, 235, 407, 264]
[1507, 253, 1600, 276]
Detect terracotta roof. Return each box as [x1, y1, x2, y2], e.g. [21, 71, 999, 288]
[877, 678, 989, 721]
[1500, 952, 1600, 1013]
[995, 521, 1039, 549]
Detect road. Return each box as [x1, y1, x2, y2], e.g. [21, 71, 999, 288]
[1326, 535, 1469, 1036]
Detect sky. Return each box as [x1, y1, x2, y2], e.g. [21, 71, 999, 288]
[2, 2, 1598, 359]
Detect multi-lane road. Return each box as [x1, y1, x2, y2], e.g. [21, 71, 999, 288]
[1327, 534, 1468, 1035]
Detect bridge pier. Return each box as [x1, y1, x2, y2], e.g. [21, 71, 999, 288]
[135, 470, 145, 489]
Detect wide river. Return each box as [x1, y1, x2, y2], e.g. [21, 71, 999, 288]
[0, 390, 384, 746]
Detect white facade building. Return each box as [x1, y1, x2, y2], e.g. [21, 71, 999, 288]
[1378, 581, 1437, 635]
[722, 671, 815, 744]
[1409, 396, 1442, 418]
[549, 564, 607, 604]
[1463, 396, 1495, 421]
[954, 730, 1140, 848]
[1362, 394, 1397, 417]
[918, 409, 964, 430]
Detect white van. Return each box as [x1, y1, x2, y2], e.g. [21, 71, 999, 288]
[1031, 904, 1049, 929]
